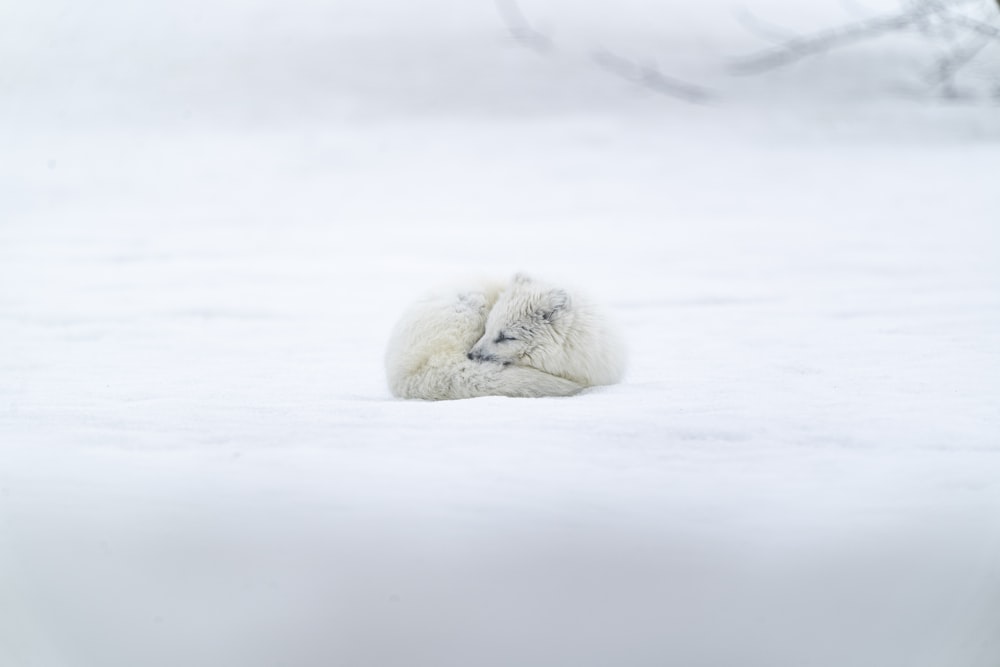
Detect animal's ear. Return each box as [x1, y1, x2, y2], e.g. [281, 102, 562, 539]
[513, 272, 533, 286]
[541, 289, 570, 321]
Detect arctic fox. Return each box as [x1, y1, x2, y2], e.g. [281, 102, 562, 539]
[385, 273, 626, 400]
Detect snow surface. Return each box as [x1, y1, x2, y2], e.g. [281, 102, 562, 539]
[2, 1, 1000, 666]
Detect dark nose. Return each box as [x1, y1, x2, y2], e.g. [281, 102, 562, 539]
[467, 352, 475, 360]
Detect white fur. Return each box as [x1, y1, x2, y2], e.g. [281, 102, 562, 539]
[385, 274, 626, 400]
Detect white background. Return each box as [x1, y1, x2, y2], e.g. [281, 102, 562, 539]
[2, 1, 999, 665]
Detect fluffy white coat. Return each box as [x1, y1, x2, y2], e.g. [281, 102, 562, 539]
[385, 274, 626, 400]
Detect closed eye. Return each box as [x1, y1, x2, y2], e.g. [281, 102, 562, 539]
[494, 332, 516, 343]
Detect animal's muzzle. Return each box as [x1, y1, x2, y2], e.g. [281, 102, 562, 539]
[468, 349, 493, 362]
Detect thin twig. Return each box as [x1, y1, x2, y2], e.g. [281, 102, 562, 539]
[733, 6, 799, 44]
[731, 11, 928, 73]
[946, 11, 1000, 37]
[592, 50, 714, 103]
[930, 33, 992, 94]
[495, 0, 552, 53]
[495, 0, 715, 103]
[731, 1, 999, 74]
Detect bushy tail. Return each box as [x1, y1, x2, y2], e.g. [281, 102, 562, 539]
[391, 358, 583, 400]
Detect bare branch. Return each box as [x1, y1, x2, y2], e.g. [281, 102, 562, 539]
[592, 51, 714, 103]
[934, 35, 992, 96]
[731, 1, 1000, 75]
[733, 6, 799, 44]
[729, 0, 1000, 98]
[495, 0, 715, 104]
[730, 11, 925, 73]
[946, 11, 1000, 38]
[495, 0, 553, 53]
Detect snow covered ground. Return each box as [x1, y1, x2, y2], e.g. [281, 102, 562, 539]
[2, 1, 999, 666]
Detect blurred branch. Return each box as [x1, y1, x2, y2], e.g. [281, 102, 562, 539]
[931, 36, 991, 96]
[733, 7, 800, 44]
[495, 0, 552, 53]
[495, 0, 714, 103]
[731, 7, 935, 74]
[731, 0, 1000, 97]
[947, 12, 1000, 37]
[592, 51, 714, 103]
[731, 0, 1000, 74]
